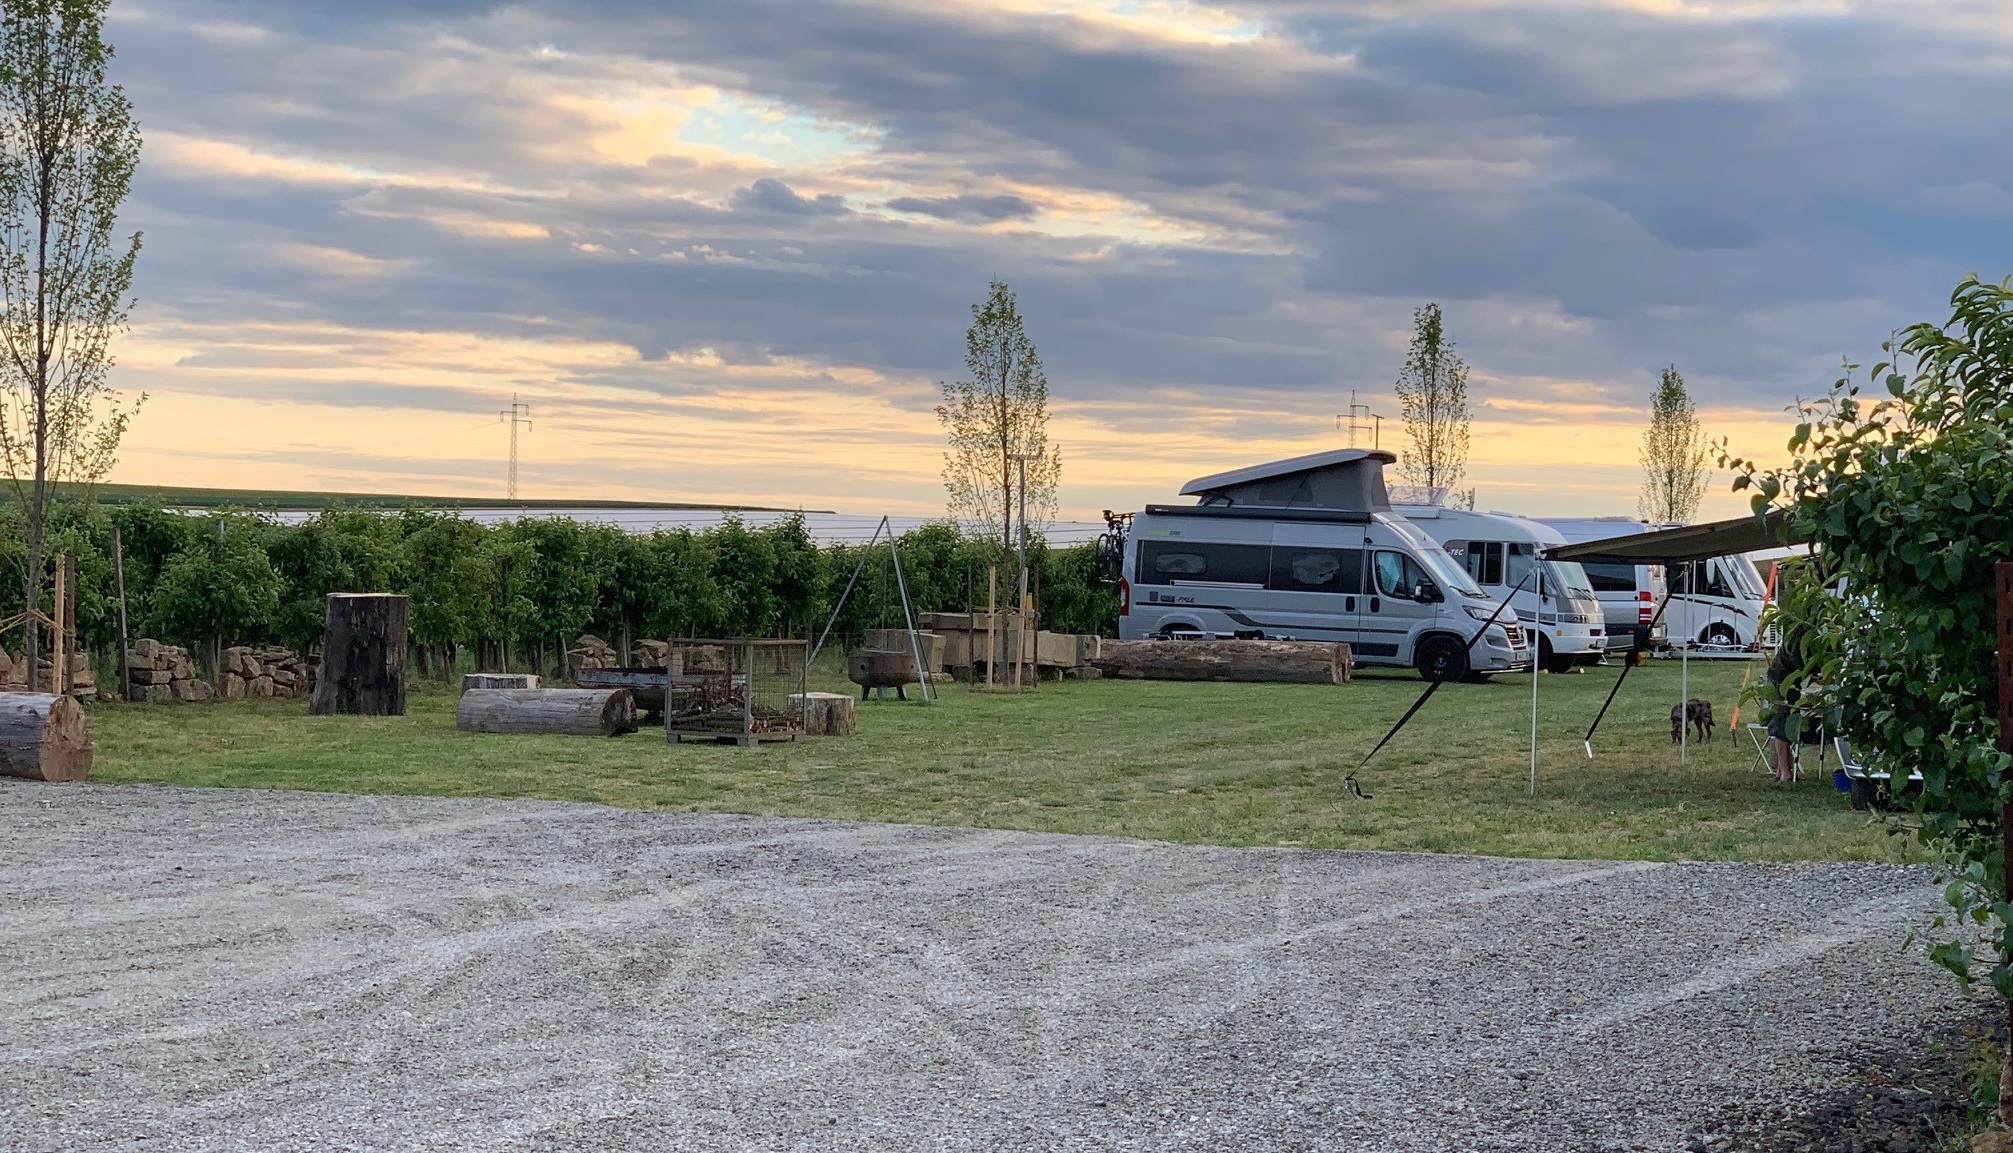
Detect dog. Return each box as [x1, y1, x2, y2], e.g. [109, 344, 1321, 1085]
[1669, 698, 1715, 743]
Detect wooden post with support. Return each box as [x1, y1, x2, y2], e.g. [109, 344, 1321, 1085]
[50, 555, 67, 696]
[985, 567, 997, 689]
[112, 526, 130, 698]
[1996, 560, 2013, 1124]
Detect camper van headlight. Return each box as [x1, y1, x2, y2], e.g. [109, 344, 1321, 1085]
[1464, 605, 1503, 623]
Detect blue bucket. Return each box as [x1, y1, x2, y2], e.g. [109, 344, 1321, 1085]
[1832, 770, 1851, 793]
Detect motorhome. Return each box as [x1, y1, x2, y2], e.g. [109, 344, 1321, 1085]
[1536, 517, 1668, 653]
[1538, 517, 1766, 651]
[1396, 507, 1606, 673]
[1119, 449, 1531, 680]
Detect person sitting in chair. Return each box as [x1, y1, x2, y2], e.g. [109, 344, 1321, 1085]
[1765, 625, 1807, 783]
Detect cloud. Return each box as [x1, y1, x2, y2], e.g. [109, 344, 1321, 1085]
[731, 177, 852, 215]
[885, 193, 1037, 222]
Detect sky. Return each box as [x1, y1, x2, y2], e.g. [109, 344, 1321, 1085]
[98, 0, 2013, 521]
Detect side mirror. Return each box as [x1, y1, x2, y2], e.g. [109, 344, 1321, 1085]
[1415, 582, 1443, 603]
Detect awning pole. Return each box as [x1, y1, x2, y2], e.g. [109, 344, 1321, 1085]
[1530, 562, 1541, 795]
[1680, 627, 1689, 764]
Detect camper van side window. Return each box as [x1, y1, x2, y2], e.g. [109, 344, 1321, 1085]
[1269, 548, 1364, 594]
[1374, 551, 1431, 599]
[1139, 542, 1269, 586]
[1583, 563, 1637, 593]
[1459, 541, 1504, 586]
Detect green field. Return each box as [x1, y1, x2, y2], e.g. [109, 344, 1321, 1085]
[85, 657, 1905, 863]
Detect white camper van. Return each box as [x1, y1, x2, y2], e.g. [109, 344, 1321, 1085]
[1119, 449, 1530, 680]
[1538, 517, 1766, 650]
[1397, 507, 1606, 673]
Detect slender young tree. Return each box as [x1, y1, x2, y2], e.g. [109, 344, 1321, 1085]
[0, 0, 142, 684]
[1393, 302, 1471, 500]
[1637, 365, 1708, 524]
[937, 279, 1060, 555]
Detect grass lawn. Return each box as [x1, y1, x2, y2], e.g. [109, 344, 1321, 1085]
[82, 655, 1908, 864]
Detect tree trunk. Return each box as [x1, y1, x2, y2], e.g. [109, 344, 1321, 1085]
[455, 688, 637, 736]
[310, 594, 409, 716]
[791, 691, 856, 736]
[1091, 639, 1352, 684]
[0, 692, 92, 782]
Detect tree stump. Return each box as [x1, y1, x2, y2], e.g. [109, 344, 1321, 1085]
[1091, 639, 1352, 684]
[791, 691, 856, 736]
[456, 688, 638, 736]
[0, 693, 93, 782]
[310, 594, 409, 716]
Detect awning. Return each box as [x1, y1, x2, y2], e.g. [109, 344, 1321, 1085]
[1546, 510, 1803, 565]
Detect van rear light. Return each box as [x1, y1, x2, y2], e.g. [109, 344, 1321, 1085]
[1637, 590, 1653, 624]
[1119, 577, 1130, 617]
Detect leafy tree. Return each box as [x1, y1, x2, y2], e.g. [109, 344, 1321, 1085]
[1639, 365, 1709, 523]
[938, 279, 1061, 555]
[1393, 303, 1471, 500]
[400, 508, 490, 678]
[1725, 274, 2013, 1122]
[149, 515, 281, 648]
[0, 0, 142, 679]
[264, 506, 406, 651]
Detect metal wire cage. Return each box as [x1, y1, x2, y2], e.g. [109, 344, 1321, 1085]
[666, 639, 808, 746]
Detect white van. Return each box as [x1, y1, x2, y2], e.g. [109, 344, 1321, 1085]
[1397, 507, 1607, 673]
[1665, 552, 1770, 650]
[1537, 517, 1670, 654]
[1119, 449, 1530, 681]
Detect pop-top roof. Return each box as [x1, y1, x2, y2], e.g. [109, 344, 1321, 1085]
[1178, 448, 1396, 513]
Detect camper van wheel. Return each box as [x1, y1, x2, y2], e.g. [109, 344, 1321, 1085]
[1415, 635, 1468, 683]
[1537, 637, 1574, 675]
[1704, 624, 1740, 649]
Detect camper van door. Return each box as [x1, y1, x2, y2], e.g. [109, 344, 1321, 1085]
[1267, 522, 1364, 649]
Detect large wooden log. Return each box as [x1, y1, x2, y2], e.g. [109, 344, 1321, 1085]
[0, 692, 93, 782]
[1091, 639, 1352, 684]
[311, 594, 409, 717]
[456, 688, 638, 736]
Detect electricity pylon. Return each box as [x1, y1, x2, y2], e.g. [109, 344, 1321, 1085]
[499, 394, 532, 499]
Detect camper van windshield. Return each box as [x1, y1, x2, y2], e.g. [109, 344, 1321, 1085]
[1545, 561, 1596, 602]
[1726, 556, 1767, 600]
[1418, 545, 1483, 597]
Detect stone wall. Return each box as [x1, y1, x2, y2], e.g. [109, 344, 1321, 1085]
[122, 639, 314, 703]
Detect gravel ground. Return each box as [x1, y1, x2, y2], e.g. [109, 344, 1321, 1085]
[0, 784, 1985, 1152]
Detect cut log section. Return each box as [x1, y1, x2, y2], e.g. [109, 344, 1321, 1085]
[1091, 639, 1352, 684]
[461, 673, 539, 694]
[0, 692, 93, 782]
[456, 688, 638, 736]
[791, 691, 856, 736]
[311, 593, 409, 717]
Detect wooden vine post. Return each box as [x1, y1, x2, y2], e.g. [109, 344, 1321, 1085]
[310, 593, 410, 717]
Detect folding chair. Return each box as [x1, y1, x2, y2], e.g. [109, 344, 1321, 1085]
[1745, 723, 1776, 776]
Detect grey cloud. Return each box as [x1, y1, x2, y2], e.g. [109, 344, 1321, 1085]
[884, 193, 1035, 222]
[732, 178, 850, 216]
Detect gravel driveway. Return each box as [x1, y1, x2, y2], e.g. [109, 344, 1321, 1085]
[0, 784, 1981, 1152]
